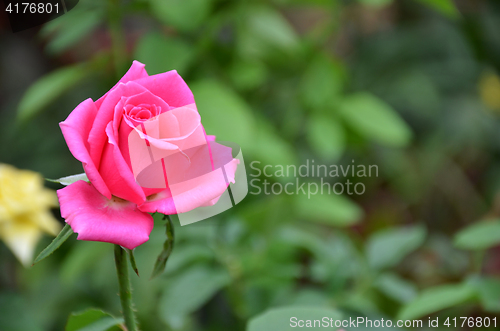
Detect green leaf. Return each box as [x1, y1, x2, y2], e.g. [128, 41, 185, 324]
[124, 248, 139, 277]
[18, 65, 88, 122]
[366, 225, 426, 269]
[454, 219, 500, 250]
[149, 0, 212, 32]
[300, 54, 344, 111]
[339, 92, 412, 147]
[239, 195, 294, 231]
[46, 173, 89, 186]
[375, 273, 418, 303]
[134, 32, 195, 75]
[288, 289, 331, 307]
[247, 306, 342, 331]
[66, 309, 123, 331]
[32, 224, 74, 265]
[358, 0, 393, 7]
[415, 0, 460, 19]
[190, 80, 255, 150]
[476, 277, 500, 312]
[228, 59, 268, 91]
[296, 194, 363, 227]
[306, 115, 345, 160]
[398, 283, 477, 320]
[158, 265, 230, 329]
[249, 117, 298, 177]
[246, 6, 299, 52]
[151, 215, 175, 279]
[43, 9, 103, 55]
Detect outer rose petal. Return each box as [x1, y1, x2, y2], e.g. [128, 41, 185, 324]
[133, 70, 195, 107]
[117, 61, 149, 85]
[58, 181, 154, 249]
[94, 60, 149, 109]
[59, 99, 111, 199]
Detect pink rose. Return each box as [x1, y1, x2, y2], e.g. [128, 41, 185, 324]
[57, 61, 238, 249]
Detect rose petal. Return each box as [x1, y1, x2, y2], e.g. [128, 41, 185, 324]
[124, 90, 170, 116]
[133, 70, 194, 108]
[137, 159, 239, 214]
[139, 189, 177, 215]
[60, 98, 111, 199]
[137, 142, 239, 214]
[88, 81, 148, 170]
[117, 90, 172, 164]
[94, 60, 149, 109]
[118, 60, 149, 85]
[98, 122, 146, 205]
[128, 114, 211, 199]
[139, 105, 203, 152]
[58, 181, 154, 250]
[117, 118, 136, 170]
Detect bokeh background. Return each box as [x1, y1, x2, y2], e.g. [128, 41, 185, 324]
[1, 0, 500, 330]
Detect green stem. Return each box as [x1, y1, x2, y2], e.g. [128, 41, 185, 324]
[114, 244, 139, 331]
[108, 0, 126, 79]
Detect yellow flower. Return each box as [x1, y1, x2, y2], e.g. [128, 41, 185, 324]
[0, 164, 61, 266]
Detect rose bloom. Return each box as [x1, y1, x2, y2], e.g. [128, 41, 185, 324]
[0, 164, 61, 266]
[58, 61, 238, 249]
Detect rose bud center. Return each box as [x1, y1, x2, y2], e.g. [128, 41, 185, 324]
[124, 103, 161, 127]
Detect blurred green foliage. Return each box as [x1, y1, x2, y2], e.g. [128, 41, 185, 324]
[1, 0, 500, 330]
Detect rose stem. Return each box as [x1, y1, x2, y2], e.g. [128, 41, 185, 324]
[114, 244, 139, 331]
